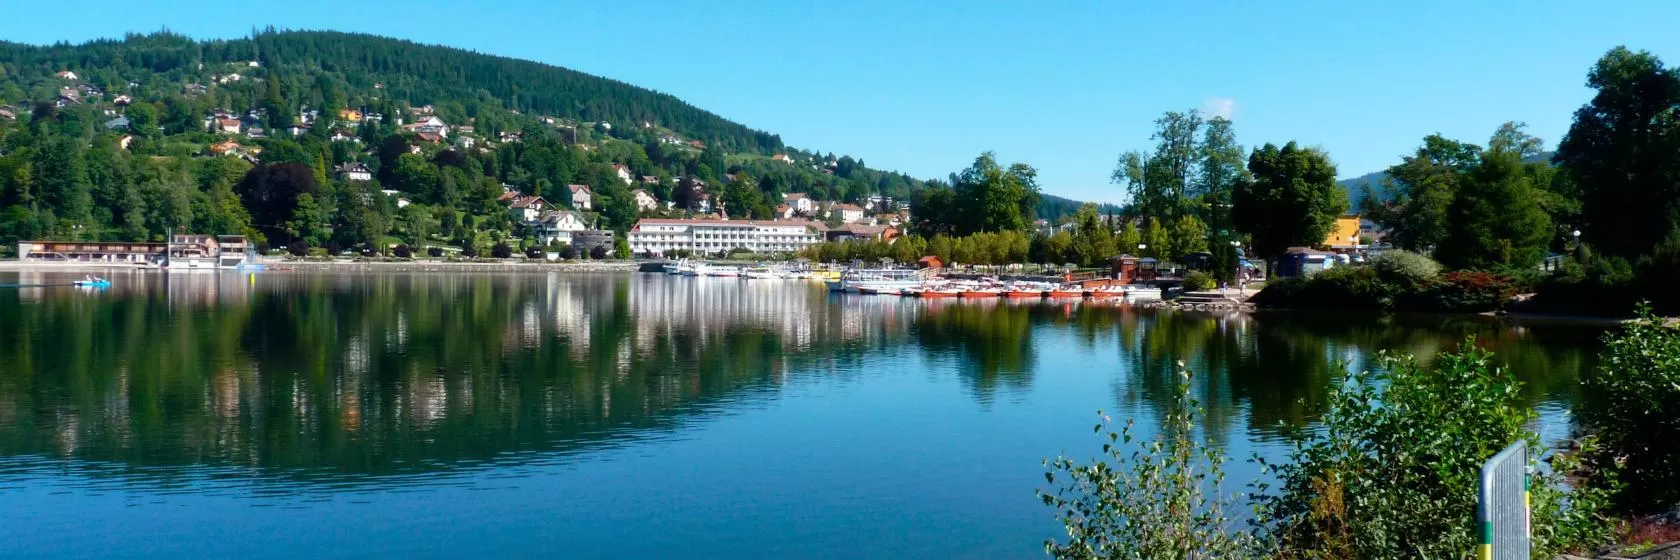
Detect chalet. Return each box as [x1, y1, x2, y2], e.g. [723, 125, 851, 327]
[55, 70, 78, 80]
[832, 203, 866, 223]
[567, 184, 593, 210]
[403, 115, 449, 138]
[337, 108, 363, 122]
[287, 123, 311, 137]
[507, 195, 548, 223]
[772, 153, 793, 163]
[454, 136, 477, 149]
[499, 131, 523, 143]
[776, 204, 795, 220]
[688, 140, 704, 149]
[631, 189, 660, 212]
[334, 162, 373, 182]
[415, 131, 444, 143]
[612, 163, 633, 184]
[639, 175, 660, 185]
[782, 192, 815, 215]
[330, 131, 359, 143]
[112, 95, 133, 106]
[55, 96, 77, 108]
[659, 134, 682, 145]
[215, 117, 242, 134]
[536, 210, 588, 245]
[209, 140, 248, 157]
[826, 224, 897, 243]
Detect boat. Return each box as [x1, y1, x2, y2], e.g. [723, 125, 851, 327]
[743, 266, 787, 280]
[832, 267, 926, 294]
[1002, 282, 1051, 298]
[1087, 286, 1126, 299]
[960, 288, 1002, 299]
[706, 266, 742, 278]
[916, 288, 962, 298]
[74, 278, 112, 288]
[662, 261, 683, 274]
[1046, 286, 1086, 298]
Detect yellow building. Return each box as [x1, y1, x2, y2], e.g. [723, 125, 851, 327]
[1322, 214, 1363, 251]
[338, 108, 363, 122]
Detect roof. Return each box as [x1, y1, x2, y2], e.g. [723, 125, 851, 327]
[508, 195, 546, 209]
[832, 203, 865, 212]
[334, 162, 371, 173]
[540, 210, 582, 224]
[632, 218, 822, 230]
[218, 117, 241, 127]
[783, 192, 808, 200]
[568, 184, 591, 193]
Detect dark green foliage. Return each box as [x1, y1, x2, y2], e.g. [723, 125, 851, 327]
[1180, 271, 1214, 292]
[490, 242, 513, 259]
[589, 245, 609, 260]
[1368, 249, 1441, 288]
[1233, 142, 1346, 263]
[392, 244, 412, 258]
[1579, 305, 1680, 514]
[558, 244, 578, 260]
[523, 246, 544, 259]
[1436, 147, 1553, 270]
[426, 246, 443, 258]
[1251, 266, 1519, 313]
[1554, 47, 1680, 262]
[287, 238, 310, 257]
[1254, 342, 1611, 558]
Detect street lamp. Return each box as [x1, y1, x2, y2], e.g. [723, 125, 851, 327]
[1572, 229, 1585, 262]
[1230, 240, 1243, 294]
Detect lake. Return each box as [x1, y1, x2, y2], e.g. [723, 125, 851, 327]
[0, 270, 1607, 558]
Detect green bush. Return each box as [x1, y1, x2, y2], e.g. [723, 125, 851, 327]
[1041, 369, 1255, 559]
[1252, 266, 1392, 311]
[1181, 271, 1215, 292]
[1254, 341, 1611, 558]
[491, 243, 514, 259]
[1579, 304, 1680, 513]
[1369, 249, 1441, 287]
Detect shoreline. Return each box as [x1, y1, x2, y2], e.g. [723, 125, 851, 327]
[0, 259, 642, 273]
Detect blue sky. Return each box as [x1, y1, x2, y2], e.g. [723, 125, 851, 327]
[4, 1, 1678, 203]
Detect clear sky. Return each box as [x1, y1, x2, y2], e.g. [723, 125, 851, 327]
[3, 1, 1677, 203]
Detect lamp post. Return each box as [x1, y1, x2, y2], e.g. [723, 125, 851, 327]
[1572, 229, 1584, 262]
[1230, 240, 1243, 294]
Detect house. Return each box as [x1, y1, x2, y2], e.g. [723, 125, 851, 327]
[627, 218, 824, 256]
[507, 195, 548, 223]
[287, 123, 311, 137]
[776, 204, 795, 220]
[498, 131, 523, 143]
[216, 117, 242, 134]
[455, 136, 476, 149]
[659, 134, 681, 145]
[55, 96, 76, 108]
[112, 95, 133, 106]
[688, 140, 704, 149]
[832, 203, 866, 223]
[1321, 214, 1363, 252]
[639, 175, 660, 185]
[567, 184, 593, 211]
[245, 127, 266, 139]
[103, 116, 130, 131]
[331, 130, 360, 143]
[825, 224, 897, 243]
[535, 210, 588, 245]
[772, 153, 793, 163]
[631, 189, 660, 212]
[0, 107, 15, 120]
[118, 135, 135, 150]
[334, 162, 373, 182]
[55, 70, 77, 80]
[337, 108, 363, 122]
[209, 140, 251, 159]
[455, 125, 475, 135]
[184, 83, 208, 95]
[866, 194, 894, 212]
[612, 163, 633, 184]
[782, 193, 815, 215]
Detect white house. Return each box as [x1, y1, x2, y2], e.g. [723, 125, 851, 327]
[631, 189, 660, 213]
[404, 115, 449, 138]
[627, 219, 824, 256]
[508, 195, 548, 224]
[567, 184, 593, 211]
[55, 70, 77, 80]
[612, 163, 633, 185]
[335, 162, 373, 182]
[537, 210, 588, 245]
[215, 117, 242, 135]
[832, 203, 866, 223]
[783, 193, 815, 215]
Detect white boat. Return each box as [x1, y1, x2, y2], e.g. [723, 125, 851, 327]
[743, 266, 787, 280]
[831, 268, 926, 293]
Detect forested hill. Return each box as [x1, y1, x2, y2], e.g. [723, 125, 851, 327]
[1340, 151, 1556, 211]
[0, 30, 782, 155]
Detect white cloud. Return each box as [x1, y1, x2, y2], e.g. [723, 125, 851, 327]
[1201, 97, 1236, 120]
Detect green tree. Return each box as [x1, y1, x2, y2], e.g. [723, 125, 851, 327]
[1233, 142, 1346, 268]
[124, 102, 161, 139]
[1436, 134, 1554, 270]
[1366, 134, 1481, 253]
[1115, 110, 1201, 222]
[1141, 217, 1168, 259]
[951, 152, 1039, 234]
[1070, 203, 1115, 267]
[1554, 46, 1680, 261]
[1197, 116, 1248, 235]
[1166, 215, 1209, 260]
[1115, 220, 1142, 256]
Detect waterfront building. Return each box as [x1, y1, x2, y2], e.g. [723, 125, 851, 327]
[626, 219, 823, 256]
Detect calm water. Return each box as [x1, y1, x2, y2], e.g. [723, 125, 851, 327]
[0, 270, 1606, 558]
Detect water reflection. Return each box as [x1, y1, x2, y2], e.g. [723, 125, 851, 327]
[0, 272, 1604, 493]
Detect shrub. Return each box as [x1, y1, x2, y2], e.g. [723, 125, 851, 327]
[589, 245, 609, 260]
[559, 244, 578, 260]
[1416, 270, 1519, 313]
[1579, 304, 1680, 513]
[1041, 368, 1255, 559]
[490, 242, 513, 259]
[1181, 271, 1215, 292]
[287, 239, 310, 257]
[1369, 250, 1441, 287]
[459, 242, 478, 258]
[427, 246, 444, 258]
[524, 246, 545, 259]
[1254, 341, 1611, 558]
[392, 244, 412, 259]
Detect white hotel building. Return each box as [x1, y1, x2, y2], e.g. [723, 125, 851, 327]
[628, 219, 824, 256]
